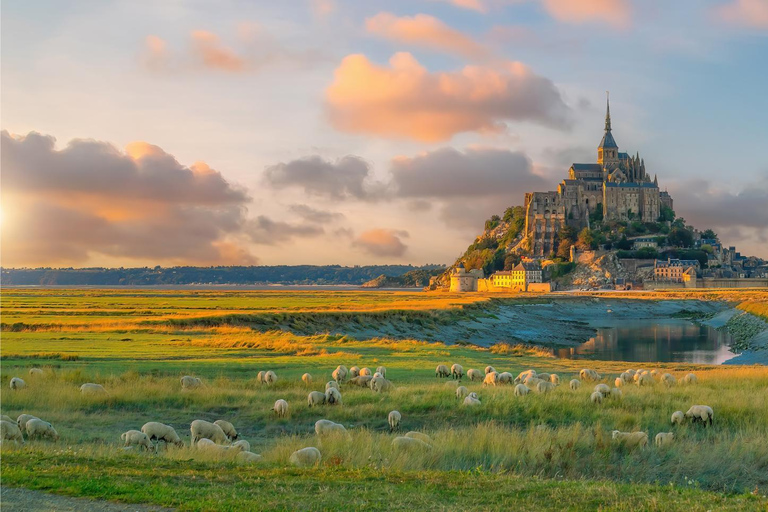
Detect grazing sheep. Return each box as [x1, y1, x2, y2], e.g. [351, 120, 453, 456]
[661, 373, 676, 388]
[451, 363, 464, 380]
[514, 384, 529, 396]
[549, 374, 560, 385]
[655, 432, 674, 448]
[497, 372, 514, 385]
[264, 371, 277, 386]
[25, 419, 59, 441]
[524, 377, 545, 390]
[1, 421, 24, 445]
[348, 366, 360, 378]
[611, 430, 648, 449]
[682, 373, 698, 385]
[231, 439, 250, 452]
[80, 383, 107, 394]
[373, 372, 383, 379]
[196, 438, 232, 457]
[141, 422, 184, 447]
[314, 419, 346, 437]
[536, 381, 555, 394]
[483, 372, 499, 387]
[569, 379, 581, 390]
[435, 365, 450, 378]
[456, 386, 469, 399]
[463, 392, 481, 406]
[121, 430, 152, 451]
[1, 415, 13, 423]
[590, 391, 604, 404]
[685, 405, 714, 426]
[620, 372, 633, 384]
[308, 391, 327, 407]
[370, 376, 394, 393]
[376, 366, 387, 378]
[302, 373, 313, 385]
[609, 387, 622, 400]
[325, 381, 339, 392]
[190, 419, 229, 445]
[467, 369, 484, 382]
[332, 365, 348, 383]
[290, 447, 321, 467]
[537, 373, 551, 382]
[359, 368, 372, 377]
[485, 366, 496, 375]
[579, 369, 601, 381]
[236, 451, 262, 464]
[650, 369, 659, 378]
[214, 420, 238, 441]
[671, 411, 685, 426]
[349, 375, 373, 387]
[392, 436, 432, 450]
[325, 387, 343, 405]
[257, 371, 266, 384]
[614, 377, 624, 388]
[594, 383, 610, 395]
[515, 369, 536, 384]
[274, 399, 289, 417]
[28, 368, 44, 377]
[388, 410, 401, 431]
[636, 373, 654, 387]
[404, 431, 432, 443]
[180, 376, 202, 390]
[16, 414, 39, 434]
[9, 378, 26, 390]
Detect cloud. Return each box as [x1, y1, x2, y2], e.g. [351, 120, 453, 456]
[539, 0, 631, 28]
[245, 215, 324, 245]
[142, 35, 169, 71]
[310, 0, 336, 19]
[366, 13, 489, 59]
[191, 30, 246, 72]
[352, 229, 409, 257]
[263, 155, 384, 200]
[715, 0, 768, 29]
[288, 204, 345, 224]
[428, 0, 488, 12]
[1, 130, 256, 266]
[325, 52, 571, 142]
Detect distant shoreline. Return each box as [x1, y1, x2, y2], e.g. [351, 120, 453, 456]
[0, 284, 425, 291]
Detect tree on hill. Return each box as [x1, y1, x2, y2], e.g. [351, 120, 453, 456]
[556, 225, 578, 259]
[701, 229, 717, 240]
[658, 205, 675, 222]
[668, 227, 693, 248]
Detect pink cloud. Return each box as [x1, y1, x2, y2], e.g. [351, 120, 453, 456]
[715, 0, 768, 29]
[430, 0, 488, 12]
[191, 30, 246, 72]
[352, 229, 410, 258]
[540, 0, 631, 28]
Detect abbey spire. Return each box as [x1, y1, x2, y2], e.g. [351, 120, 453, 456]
[598, 92, 618, 164]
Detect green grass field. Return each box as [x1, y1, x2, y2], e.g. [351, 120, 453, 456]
[1, 289, 767, 511]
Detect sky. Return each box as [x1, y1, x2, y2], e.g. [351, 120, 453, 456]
[1, 0, 767, 267]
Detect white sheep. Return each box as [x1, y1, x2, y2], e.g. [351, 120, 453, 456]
[515, 369, 536, 384]
[236, 451, 262, 464]
[231, 439, 250, 452]
[611, 430, 648, 449]
[28, 368, 44, 377]
[196, 438, 231, 457]
[483, 372, 499, 387]
[214, 419, 238, 441]
[579, 369, 601, 381]
[332, 366, 347, 383]
[524, 376, 545, 390]
[435, 364, 450, 378]
[274, 399, 289, 417]
[180, 376, 202, 390]
[466, 369, 483, 381]
[9, 378, 26, 390]
[497, 372, 514, 385]
[685, 405, 714, 426]
[392, 436, 432, 450]
[1, 420, 24, 444]
[549, 374, 560, 385]
[661, 373, 676, 388]
[257, 371, 265, 384]
[590, 391, 604, 404]
[25, 418, 59, 441]
[302, 373, 313, 385]
[121, 430, 153, 451]
[80, 383, 107, 394]
[349, 375, 373, 387]
[325, 387, 343, 405]
[537, 373, 551, 382]
[348, 366, 359, 378]
[609, 387, 622, 400]
[594, 383, 610, 395]
[451, 363, 464, 380]
[388, 410, 401, 431]
[620, 372, 633, 384]
[655, 432, 674, 448]
[635, 373, 654, 387]
[376, 366, 387, 378]
[16, 414, 39, 434]
[325, 380, 339, 392]
[456, 385, 469, 399]
[264, 371, 277, 386]
[650, 369, 660, 378]
[373, 372, 383, 379]
[514, 384, 529, 396]
[682, 373, 698, 385]
[463, 392, 481, 406]
[290, 447, 321, 467]
[671, 411, 685, 425]
[405, 431, 432, 443]
[485, 366, 497, 375]
[359, 368, 372, 377]
[308, 391, 327, 407]
[190, 419, 228, 445]
[314, 419, 346, 437]
[537, 381, 555, 394]
[370, 376, 393, 393]
[1, 415, 13, 423]
[141, 422, 184, 447]
[569, 379, 581, 390]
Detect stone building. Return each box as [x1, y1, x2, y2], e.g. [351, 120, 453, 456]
[654, 258, 700, 283]
[524, 96, 671, 256]
[489, 262, 542, 291]
[449, 264, 483, 292]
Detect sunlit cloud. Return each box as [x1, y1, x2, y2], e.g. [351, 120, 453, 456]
[191, 30, 246, 72]
[352, 229, 410, 257]
[539, 0, 630, 28]
[428, 0, 488, 12]
[310, 0, 336, 20]
[715, 0, 768, 29]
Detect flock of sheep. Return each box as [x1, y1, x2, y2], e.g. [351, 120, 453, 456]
[2, 362, 714, 466]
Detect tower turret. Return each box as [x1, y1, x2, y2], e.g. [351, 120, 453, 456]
[598, 92, 619, 166]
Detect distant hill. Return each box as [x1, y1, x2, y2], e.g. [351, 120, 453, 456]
[0, 265, 445, 286]
[361, 268, 446, 288]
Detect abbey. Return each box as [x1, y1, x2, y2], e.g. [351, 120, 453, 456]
[524, 96, 673, 256]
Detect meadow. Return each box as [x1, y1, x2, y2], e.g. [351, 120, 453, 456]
[1, 289, 768, 511]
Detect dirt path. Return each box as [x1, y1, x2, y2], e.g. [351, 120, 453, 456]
[0, 487, 173, 512]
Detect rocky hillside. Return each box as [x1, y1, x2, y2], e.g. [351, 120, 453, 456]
[362, 268, 446, 288]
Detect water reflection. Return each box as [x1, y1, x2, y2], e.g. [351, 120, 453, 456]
[556, 319, 737, 364]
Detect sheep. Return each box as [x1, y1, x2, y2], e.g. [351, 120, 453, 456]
[609, 387, 622, 400]
[236, 451, 262, 464]
[28, 368, 44, 377]
[308, 391, 327, 407]
[25, 418, 59, 441]
[536, 381, 555, 394]
[456, 385, 469, 399]
[485, 366, 496, 375]
[348, 366, 360, 378]
[9, 378, 26, 390]
[611, 430, 648, 449]
[388, 410, 401, 431]
[451, 363, 464, 380]
[302, 373, 313, 385]
[392, 436, 432, 450]
[290, 447, 321, 467]
[685, 405, 714, 426]
[1, 421, 24, 445]
[467, 369, 484, 382]
[514, 384, 529, 396]
[660, 373, 676, 388]
[376, 366, 387, 378]
[590, 391, 604, 404]
[231, 439, 251, 452]
[274, 399, 289, 417]
[264, 371, 277, 386]
[180, 376, 202, 390]
[332, 365, 347, 383]
[370, 376, 394, 393]
[1, 415, 13, 423]
[359, 368, 372, 377]
[325, 380, 339, 392]
[655, 432, 674, 448]
[404, 431, 432, 443]
[214, 420, 238, 441]
[636, 373, 654, 387]
[349, 375, 373, 387]
[497, 372, 514, 385]
[483, 372, 499, 387]
[141, 422, 184, 447]
[537, 373, 551, 382]
[325, 387, 342, 405]
[614, 377, 624, 388]
[650, 369, 660, 378]
[373, 372, 383, 379]
[620, 372, 633, 384]
[671, 411, 685, 425]
[257, 371, 266, 384]
[314, 419, 346, 437]
[549, 374, 560, 385]
[524, 377, 545, 390]
[80, 383, 107, 394]
[682, 373, 698, 385]
[515, 369, 536, 383]
[569, 379, 581, 390]
[16, 414, 39, 434]
[594, 383, 610, 395]
[435, 364, 450, 378]
[579, 369, 601, 381]
[121, 430, 153, 451]
[625, 369, 637, 377]
[463, 392, 481, 406]
[196, 438, 232, 457]
[190, 419, 229, 445]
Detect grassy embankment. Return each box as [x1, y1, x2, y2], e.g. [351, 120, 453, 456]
[1, 289, 767, 510]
